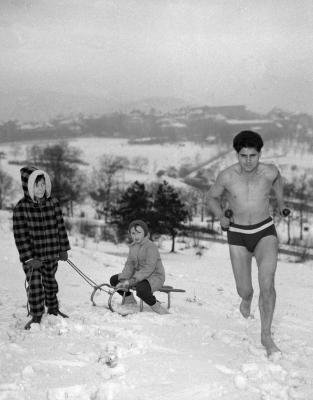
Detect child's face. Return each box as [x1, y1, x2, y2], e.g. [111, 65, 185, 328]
[130, 226, 145, 243]
[34, 178, 46, 199]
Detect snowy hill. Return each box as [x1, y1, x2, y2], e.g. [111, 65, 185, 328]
[118, 96, 191, 114]
[1, 210, 313, 399]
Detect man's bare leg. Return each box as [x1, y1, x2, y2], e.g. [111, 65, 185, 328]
[240, 294, 253, 318]
[229, 245, 254, 318]
[255, 235, 280, 357]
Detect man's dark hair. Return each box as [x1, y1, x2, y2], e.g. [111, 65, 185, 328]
[233, 131, 264, 153]
[35, 174, 45, 185]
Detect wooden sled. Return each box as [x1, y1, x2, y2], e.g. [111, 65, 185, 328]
[122, 285, 186, 311]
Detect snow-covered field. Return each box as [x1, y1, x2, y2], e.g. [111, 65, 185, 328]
[0, 138, 220, 206]
[71, 138, 220, 174]
[1, 210, 313, 400]
[0, 138, 219, 180]
[2, 137, 311, 194]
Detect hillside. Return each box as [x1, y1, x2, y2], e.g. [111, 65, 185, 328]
[1, 100, 312, 147]
[0, 210, 312, 399]
[0, 92, 190, 124]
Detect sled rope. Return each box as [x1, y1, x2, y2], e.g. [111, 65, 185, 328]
[66, 259, 112, 294]
[24, 266, 35, 316]
[66, 259, 130, 315]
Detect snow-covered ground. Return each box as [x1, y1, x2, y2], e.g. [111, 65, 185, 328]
[2, 137, 312, 182]
[1, 210, 313, 400]
[0, 138, 219, 180]
[0, 138, 220, 207]
[71, 138, 219, 175]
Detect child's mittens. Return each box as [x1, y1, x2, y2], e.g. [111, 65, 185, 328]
[59, 251, 68, 261]
[25, 259, 42, 270]
[116, 278, 136, 290]
[128, 278, 136, 287]
[116, 280, 130, 290]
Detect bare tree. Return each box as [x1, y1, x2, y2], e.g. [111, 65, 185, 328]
[131, 156, 149, 173]
[0, 169, 15, 209]
[90, 155, 128, 222]
[27, 141, 87, 215]
[10, 143, 23, 159]
[283, 172, 313, 243]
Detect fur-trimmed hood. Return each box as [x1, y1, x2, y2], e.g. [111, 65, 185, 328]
[20, 166, 52, 202]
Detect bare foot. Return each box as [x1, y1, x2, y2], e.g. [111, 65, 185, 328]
[261, 335, 281, 357]
[239, 299, 252, 318]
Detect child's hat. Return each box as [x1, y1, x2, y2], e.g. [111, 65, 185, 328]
[128, 220, 149, 236]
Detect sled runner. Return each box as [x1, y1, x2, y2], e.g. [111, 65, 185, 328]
[105, 285, 186, 313]
[92, 283, 185, 312]
[125, 286, 186, 311]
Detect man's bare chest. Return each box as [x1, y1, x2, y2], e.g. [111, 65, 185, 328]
[226, 174, 272, 198]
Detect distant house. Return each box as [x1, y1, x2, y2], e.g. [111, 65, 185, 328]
[188, 105, 260, 120]
[19, 121, 54, 130]
[225, 118, 273, 131]
[129, 110, 144, 123]
[157, 117, 186, 129]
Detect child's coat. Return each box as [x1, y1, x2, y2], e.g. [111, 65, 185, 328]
[13, 166, 70, 263]
[119, 236, 165, 292]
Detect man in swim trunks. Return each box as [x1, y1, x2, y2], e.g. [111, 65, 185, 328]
[207, 130, 287, 357]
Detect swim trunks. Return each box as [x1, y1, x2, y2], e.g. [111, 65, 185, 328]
[227, 217, 277, 253]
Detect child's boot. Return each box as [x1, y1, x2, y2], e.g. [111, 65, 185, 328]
[24, 315, 42, 330]
[48, 308, 69, 318]
[151, 301, 170, 315]
[123, 293, 137, 305]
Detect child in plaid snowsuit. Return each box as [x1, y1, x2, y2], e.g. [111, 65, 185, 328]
[13, 166, 71, 329]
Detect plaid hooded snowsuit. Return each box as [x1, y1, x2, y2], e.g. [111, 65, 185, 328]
[13, 166, 70, 317]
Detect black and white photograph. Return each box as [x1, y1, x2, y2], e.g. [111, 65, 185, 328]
[0, 1, 313, 399]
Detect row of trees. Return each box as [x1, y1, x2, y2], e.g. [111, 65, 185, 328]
[282, 170, 313, 244]
[2, 141, 313, 248]
[6, 142, 190, 251]
[1, 107, 313, 147]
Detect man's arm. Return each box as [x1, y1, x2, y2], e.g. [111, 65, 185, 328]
[207, 172, 227, 217]
[272, 168, 286, 213]
[207, 173, 231, 229]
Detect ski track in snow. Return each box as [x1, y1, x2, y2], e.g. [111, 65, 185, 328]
[0, 211, 313, 399]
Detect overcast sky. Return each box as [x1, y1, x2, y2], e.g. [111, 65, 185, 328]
[0, 0, 312, 115]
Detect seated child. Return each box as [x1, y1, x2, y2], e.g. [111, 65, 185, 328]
[110, 219, 169, 314]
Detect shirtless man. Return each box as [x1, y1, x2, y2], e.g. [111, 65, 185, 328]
[207, 130, 288, 357]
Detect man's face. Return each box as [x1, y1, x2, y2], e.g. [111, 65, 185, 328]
[237, 147, 260, 172]
[34, 178, 46, 199]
